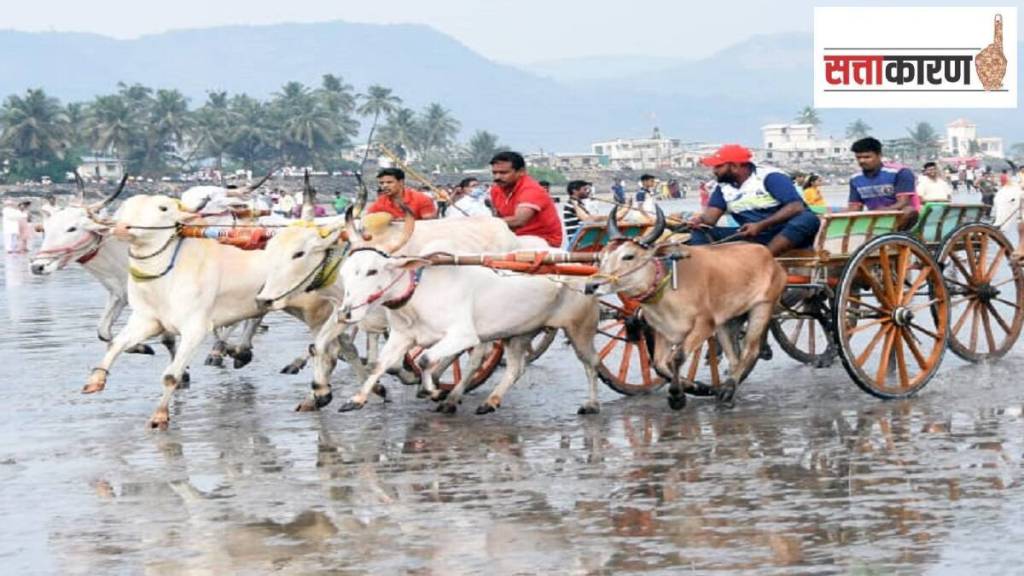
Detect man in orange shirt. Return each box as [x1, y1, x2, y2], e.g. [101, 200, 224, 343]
[489, 151, 563, 247]
[368, 168, 437, 220]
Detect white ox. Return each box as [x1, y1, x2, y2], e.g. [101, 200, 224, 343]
[83, 194, 366, 429]
[30, 198, 276, 370]
[326, 212, 603, 415]
[255, 211, 524, 409]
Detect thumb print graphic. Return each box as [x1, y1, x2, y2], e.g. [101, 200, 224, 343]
[975, 14, 1007, 90]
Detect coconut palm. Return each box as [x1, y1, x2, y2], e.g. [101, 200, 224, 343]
[795, 105, 821, 127]
[845, 118, 872, 140]
[0, 88, 71, 171]
[356, 85, 402, 151]
[464, 130, 505, 168]
[226, 94, 273, 172]
[378, 107, 421, 159]
[906, 121, 940, 160]
[419, 102, 460, 154]
[318, 74, 356, 115]
[146, 89, 193, 170]
[191, 91, 231, 170]
[84, 94, 138, 159]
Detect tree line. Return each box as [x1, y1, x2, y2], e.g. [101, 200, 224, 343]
[0, 75, 508, 182]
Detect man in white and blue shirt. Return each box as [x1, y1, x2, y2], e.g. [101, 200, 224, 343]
[688, 144, 819, 256]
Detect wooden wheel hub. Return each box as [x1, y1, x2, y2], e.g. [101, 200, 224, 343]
[974, 283, 998, 303]
[891, 306, 914, 327]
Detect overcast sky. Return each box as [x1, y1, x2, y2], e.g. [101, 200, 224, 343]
[3, 0, 1019, 64]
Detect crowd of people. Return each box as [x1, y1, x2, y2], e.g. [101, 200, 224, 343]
[3, 140, 1023, 261]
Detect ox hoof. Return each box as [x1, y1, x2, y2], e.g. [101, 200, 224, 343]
[176, 377, 191, 390]
[337, 400, 365, 413]
[82, 382, 106, 394]
[231, 349, 254, 369]
[416, 388, 430, 400]
[148, 413, 169, 430]
[759, 343, 774, 361]
[97, 333, 112, 344]
[716, 380, 737, 409]
[372, 384, 388, 399]
[430, 389, 449, 403]
[668, 395, 687, 411]
[577, 403, 601, 415]
[475, 403, 497, 415]
[280, 360, 305, 375]
[204, 354, 225, 368]
[436, 402, 458, 415]
[127, 344, 155, 355]
[685, 382, 716, 397]
[181, 371, 191, 384]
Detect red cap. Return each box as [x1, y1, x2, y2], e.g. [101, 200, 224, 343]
[701, 144, 752, 167]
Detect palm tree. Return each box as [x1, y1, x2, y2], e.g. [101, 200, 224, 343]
[795, 105, 821, 127]
[906, 121, 940, 160]
[226, 94, 273, 172]
[65, 102, 87, 149]
[464, 130, 505, 168]
[147, 89, 193, 170]
[84, 94, 137, 160]
[356, 85, 402, 151]
[419, 102, 460, 154]
[280, 104, 340, 166]
[0, 88, 71, 172]
[318, 74, 356, 115]
[845, 118, 872, 140]
[378, 107, 421, 158]
[191, 91, 230, 170]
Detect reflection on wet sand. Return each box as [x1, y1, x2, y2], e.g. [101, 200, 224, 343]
[1, 258, 1023, 574]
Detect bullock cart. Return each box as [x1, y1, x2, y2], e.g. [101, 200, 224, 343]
[773, 203, 1023, 398]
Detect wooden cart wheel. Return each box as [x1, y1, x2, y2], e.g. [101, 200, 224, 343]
[595, 298, 667, 395]
[769, 288, 837, 367]
[833, 234, 948, 399]
[937, 223, 1024, 362]
[406, 342, 505, 393]
[527, 328, 558, 363]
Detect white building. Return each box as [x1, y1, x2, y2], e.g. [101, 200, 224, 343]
[77, 155, 125, 181]
[761, 123, 851, 162]
[946, 118, 1003, 158]
[591, 128, 682, 170]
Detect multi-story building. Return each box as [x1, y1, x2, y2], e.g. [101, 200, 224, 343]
[591, 128, 682, 170]
[946, 118, 1003, 158]
[760, 123, 851, 163]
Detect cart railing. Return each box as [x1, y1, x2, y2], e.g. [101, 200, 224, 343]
[422, 250, 600, 276]
[911, 202, 990, 245]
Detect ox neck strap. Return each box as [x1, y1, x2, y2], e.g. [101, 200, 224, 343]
[630, 258, 671, 304]
[382, 268, 424, 309]
[76, 244, 102, 265]
[306, 249, 343, 292]
[129, 238, 186, 282]
[130, 229, 180, 259]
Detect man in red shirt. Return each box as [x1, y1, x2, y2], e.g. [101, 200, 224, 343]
[368, 168, 437, 220]
[488, 151, 563, 247]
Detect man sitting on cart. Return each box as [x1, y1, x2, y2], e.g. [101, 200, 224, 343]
[845, 137, 920, 230]
[488, 151, 564, 248]
[688, 144, 820, 256]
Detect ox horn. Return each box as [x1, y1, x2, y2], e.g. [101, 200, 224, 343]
[246, 166, 276, 193]
[87, 173, 130, 212]
[73, 170, 86, 205]
[377, 204, 415, 255]
[637, 205, 666, 247]
[353, 171, 370, 216]
[606, 207, 624, 241]
[301, 170, 316, 222]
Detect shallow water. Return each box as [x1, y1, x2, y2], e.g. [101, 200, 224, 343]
[2, 233, 1024, 575]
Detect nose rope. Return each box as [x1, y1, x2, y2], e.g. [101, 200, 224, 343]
[34, 232, 103, 266]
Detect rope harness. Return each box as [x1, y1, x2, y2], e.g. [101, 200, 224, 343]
[34, 232, 104, 266]
[129, 237, 186, 282]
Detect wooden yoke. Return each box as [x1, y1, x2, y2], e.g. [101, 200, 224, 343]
[423, 250, 601, 276]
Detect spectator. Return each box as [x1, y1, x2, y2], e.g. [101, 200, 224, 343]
[445, 177, 491, 218]
[801, 174, 828, 211]
[562, 180, 601, 244]
[917, 161, 953, 203]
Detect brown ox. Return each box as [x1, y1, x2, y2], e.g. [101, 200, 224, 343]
[585, 207, 786, 409]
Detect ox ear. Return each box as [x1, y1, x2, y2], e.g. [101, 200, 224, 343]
[388, 256, 431, 272]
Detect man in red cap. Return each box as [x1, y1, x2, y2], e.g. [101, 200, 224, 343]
[688, 144, 819, 256]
